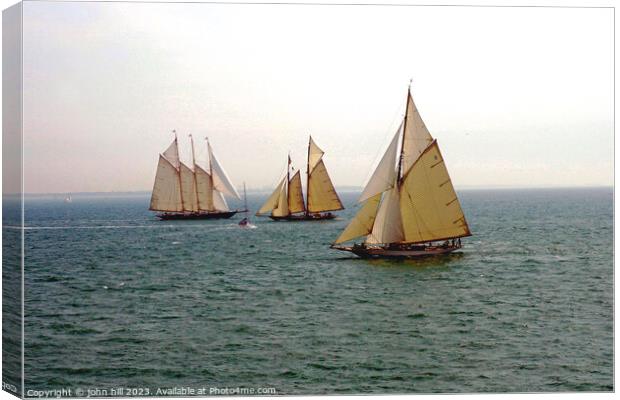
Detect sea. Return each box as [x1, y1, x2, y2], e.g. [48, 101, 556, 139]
[2, 187, 614, 394]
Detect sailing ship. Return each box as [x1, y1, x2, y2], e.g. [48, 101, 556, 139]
[256, 136, 344, 221]
[64, 193, 72, 203]
[331, 85, 472, 258]
[149, 131, 245, 220]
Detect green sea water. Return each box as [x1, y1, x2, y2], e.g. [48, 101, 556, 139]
[5, 187, 614, 394]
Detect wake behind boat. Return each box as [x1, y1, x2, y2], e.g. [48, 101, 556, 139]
[150, 131, 246, 220]
[331, 84, 472, 258]
[256, 136, 344, 221]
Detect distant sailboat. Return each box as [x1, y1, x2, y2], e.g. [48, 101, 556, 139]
[331, 85, 472, 258]
[149, 131, 245, 220]
[238, 182, 255, 228]
[256, 136, 344, 221]
[64, 193, 72, 203]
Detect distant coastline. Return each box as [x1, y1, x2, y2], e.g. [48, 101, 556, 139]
[6, 185, 614, 198]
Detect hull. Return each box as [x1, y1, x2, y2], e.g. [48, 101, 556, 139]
[331, 244, 461, 259]
[269, 212, 337, 221]
[156, 210, 240, 220]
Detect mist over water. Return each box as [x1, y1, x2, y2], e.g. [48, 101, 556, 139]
[20, 188, 612, 393]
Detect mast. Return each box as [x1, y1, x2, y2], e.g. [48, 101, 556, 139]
[243, 182, 248, 215]
[287, 153, 291, 216]
[396, 81, 411, 185]
[306, 135, 311, 216]
[174, 130, 186, 211]
[206, 137, 214, 211]
[190, 134, 201, 211]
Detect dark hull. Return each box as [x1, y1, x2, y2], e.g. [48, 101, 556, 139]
[156, 211, 239, 220]
[331, 244, 461, 259]
[269, 212, 337, 221]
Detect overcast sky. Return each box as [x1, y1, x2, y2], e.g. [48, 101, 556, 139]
[20, 2, 613, 193]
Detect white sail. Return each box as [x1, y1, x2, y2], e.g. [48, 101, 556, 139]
[256, 176, 286, 215]
[213, 190, 230, 211]
[308, 136, 324, 171]
[162, 139, 180, 169]
[272, 179, 290, 217]
[333, 194, 382, 244]
[195, 165, 214, 211]
[208, 142, 240, 200]
[365, 187, 404, 244]
[150, 155, 183, 212]
[401, 91, 433, 175]
[288, 170, 306, 214]
[180, 163, 198, 211]
[358, 122, 402, 203]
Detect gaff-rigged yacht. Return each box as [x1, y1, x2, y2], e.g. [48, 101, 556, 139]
[256, 136, 344, 221]
[331, 85, 472, 258]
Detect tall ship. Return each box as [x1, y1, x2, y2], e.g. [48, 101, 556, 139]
[149, 132, 244, 220]
[331, 85, 472, 258]
[256, 136, 344, 221]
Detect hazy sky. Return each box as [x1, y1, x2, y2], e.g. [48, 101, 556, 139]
[20, 1, 613, 193]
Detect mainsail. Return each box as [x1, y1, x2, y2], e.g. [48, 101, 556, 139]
[195, 165, 214, 211]
[306, 137, 344, 213]
[180, 162, 198, 212]
[288, 170, 306, 214]
[333, 87, 471, 245]
[399, 140, 470, 242]
[150, 135, 240, 214]
[150, 153, 183, 212]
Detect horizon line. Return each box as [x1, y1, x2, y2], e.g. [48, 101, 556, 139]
[6, 184, 614, 197]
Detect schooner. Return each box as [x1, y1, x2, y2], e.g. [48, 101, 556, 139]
[256, 136, 344, 221]
[149, 132, 244, 220]
[331, 85, 472, 258]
